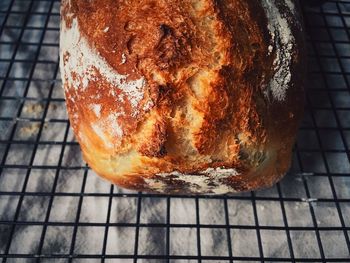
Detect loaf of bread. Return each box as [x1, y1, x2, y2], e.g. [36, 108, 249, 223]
[60, 0, 305, 194]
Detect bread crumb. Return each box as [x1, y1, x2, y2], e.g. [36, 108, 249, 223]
[49, 103, 58, 110]
[19, 123, 40, 138]
[23, 103, 44, 116]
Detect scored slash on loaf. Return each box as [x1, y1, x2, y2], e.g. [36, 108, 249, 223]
[60, 0, 305, 194]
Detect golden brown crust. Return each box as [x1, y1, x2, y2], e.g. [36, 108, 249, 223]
[60, 0, 305, 194]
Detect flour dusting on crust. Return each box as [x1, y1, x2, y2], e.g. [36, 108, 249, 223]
[91, 123, 113, 148]
[121, 53, 127, 65]
[106, 113, 124, 138]
[285, 0, 296, 15]
[262, 0, 295, 101]
[60, 18, 146, 111]
[90, 104, 101, 118]
[90, 112, 124, 148]
[202, 167, 239, 177]
[144, 168, 240, 194]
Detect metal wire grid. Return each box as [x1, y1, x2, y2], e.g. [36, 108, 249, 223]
[0, 0, 349, 262]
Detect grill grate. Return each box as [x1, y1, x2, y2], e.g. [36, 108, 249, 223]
[0, 0, 350, 262]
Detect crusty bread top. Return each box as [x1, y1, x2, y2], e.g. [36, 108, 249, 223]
[60, 0, 305, 193]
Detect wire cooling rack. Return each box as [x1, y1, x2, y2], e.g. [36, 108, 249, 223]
[0, 0, 350, 262]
